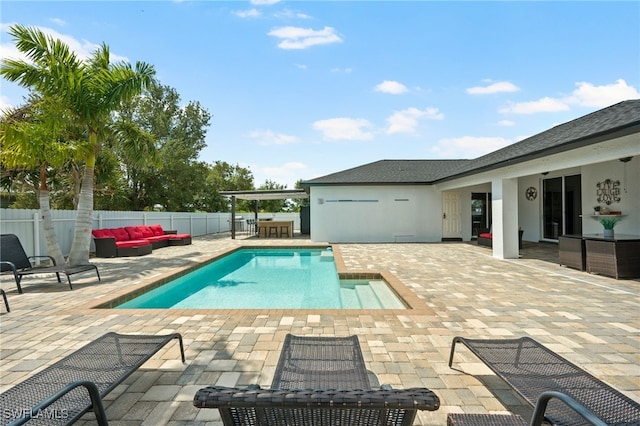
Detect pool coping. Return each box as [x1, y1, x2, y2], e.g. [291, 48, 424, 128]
[78, 244, 434, 316]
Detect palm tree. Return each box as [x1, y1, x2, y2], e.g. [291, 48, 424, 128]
[0, 97, 80, 266]
[1, 25, 155, 265]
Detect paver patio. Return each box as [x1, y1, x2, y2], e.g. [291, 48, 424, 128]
[1, 233, 638, 425]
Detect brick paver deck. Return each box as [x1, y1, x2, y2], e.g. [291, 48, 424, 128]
[1, 233, 638, 425]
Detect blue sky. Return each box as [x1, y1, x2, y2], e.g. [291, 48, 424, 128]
[2, 1, 639, 189]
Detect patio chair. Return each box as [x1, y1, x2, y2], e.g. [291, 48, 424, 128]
[0, 332, 185, 426]
[0, 234, 101, 294]
[194, 334, 440, 425]
[0, 288, 9, 312]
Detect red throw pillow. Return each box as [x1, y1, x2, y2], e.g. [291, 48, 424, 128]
[111, 228, 131, 242]
[125, 226, 145, 240]
[139, 226, 155, 238]
[149, 224, 165, 236]
[92, 229, 114, 238]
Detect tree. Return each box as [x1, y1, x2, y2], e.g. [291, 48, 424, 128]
[116, 82, 212, 211]
[0, 96, 83, 265]
[1, 25, 155, 265]
[257, 180, 290, 212]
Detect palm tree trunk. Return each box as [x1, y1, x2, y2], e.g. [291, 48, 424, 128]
[40, 190, 65, 265]
[67, 153, 95, 266]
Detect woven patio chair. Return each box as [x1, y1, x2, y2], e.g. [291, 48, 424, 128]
[0, 288, 9, 312]
[0, 332, 185, 426]
[449, 336, 640, 425]
[0, 234, 100, 293]
[194, 334, 440, 425]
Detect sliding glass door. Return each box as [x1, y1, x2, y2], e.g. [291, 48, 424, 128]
[542, 175, 582, 240]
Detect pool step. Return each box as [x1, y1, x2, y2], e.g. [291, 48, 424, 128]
[339, 280, 406, 309]
[339, 284, 362, 308]
[369, 280, 406, 309]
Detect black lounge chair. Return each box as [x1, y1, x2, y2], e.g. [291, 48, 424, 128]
[448, 336, 640, 426]
[194, 334, 440, 426]
[0, 234, 100, 293]
[0, 332, 185, 426]
[0, 288, 9, 312]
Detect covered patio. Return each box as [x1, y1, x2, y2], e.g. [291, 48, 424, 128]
[220, 189, 309, 239]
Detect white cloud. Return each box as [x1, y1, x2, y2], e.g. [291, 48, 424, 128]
[259, 162, 307, 189]
[497, 120, 515, 126]
[375, 80, 409, 95]
[251, 0, 280, 5]
[386, 107, 443, 134]
[567, 79, 640, 108]
[313, 117, 374, 141]
[295, 63, 308, 70]
[499, 97, 570, 114]
[0, 25, 128, 62]
[467, 81, 520, 95]
[49, 18, 66, 27]
[330, 67, 352, 73]
[0, 95, 14, 113]
[429, 136, 512, 159]
[234, 8, 261, 18]
[274, 9, 311, 20]
[249, 129, 299, 146]
[268, 26, 342, 50]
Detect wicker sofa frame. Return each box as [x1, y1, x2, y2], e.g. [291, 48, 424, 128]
[0, 332, 185, 426]
[194, 334, 440, 425]
[448, 336, 640, 425]
[1, 234, 100, 294]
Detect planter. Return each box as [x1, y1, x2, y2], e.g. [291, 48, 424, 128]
[603, 229, 614, 238]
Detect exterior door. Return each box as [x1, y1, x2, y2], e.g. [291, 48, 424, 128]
[442, 192, 462, 240]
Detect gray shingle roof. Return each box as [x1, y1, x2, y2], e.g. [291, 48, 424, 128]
[303, 159, 471, 185]
[303, 99, 640, 186]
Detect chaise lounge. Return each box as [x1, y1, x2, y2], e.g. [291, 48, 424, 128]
[0, 234, 101, 294]
[0, 332, 185, 426]
[194, 334, 440, 425]
[448, 336, 640, 426]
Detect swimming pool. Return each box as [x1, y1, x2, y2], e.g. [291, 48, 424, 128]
[115, 248, 406, 309]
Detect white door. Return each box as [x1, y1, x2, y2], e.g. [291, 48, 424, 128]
[442, 192, 462, 239]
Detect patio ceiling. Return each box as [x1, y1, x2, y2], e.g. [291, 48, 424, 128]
[220, 189, 309, 200]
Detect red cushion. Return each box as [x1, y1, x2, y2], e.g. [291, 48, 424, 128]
[139, 226, 155, 238]
[479, 233, 493, 239]
[170, 233, 191, 239]
[92, 229, 114, 239]
[125, 226, 145, 240]
[115, 240, 150, 248]
[149, 224, 165, 236]
[110, 228, 131, 242]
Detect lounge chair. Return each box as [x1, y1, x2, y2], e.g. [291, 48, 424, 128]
[0, 234, 100, 293]
[0, 288, 9, 312]
[448, 336, 640, 425]
[194, 334, 440, 425]
[0, 332, 185, 426]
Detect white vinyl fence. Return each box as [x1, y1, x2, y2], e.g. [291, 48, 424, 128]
[0, 209, 301, 257]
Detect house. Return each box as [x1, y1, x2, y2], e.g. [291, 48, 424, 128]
[301, 99, 640, 259]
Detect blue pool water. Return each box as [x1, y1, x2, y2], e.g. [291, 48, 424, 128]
[116, 248, 405, 309]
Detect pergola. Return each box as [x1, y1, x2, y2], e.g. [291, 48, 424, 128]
[220, 189, 309, 239]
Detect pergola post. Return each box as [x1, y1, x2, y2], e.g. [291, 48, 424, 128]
[231, 195, 236, 239]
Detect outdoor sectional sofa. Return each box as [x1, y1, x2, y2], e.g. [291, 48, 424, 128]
[92, 224, 191, 258]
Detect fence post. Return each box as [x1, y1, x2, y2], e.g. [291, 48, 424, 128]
[32, 212, 40, 257]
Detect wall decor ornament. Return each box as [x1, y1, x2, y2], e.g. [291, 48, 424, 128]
[525, 187, 537, 201]
[596, 179, 621, 205]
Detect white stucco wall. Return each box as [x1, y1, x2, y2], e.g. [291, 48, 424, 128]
[309, 185, 442, 243]
[582, 158, 639, 235]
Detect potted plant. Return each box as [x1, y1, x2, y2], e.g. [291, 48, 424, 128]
[593, 205, 601, 215]
[599, 216, 620, 238]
